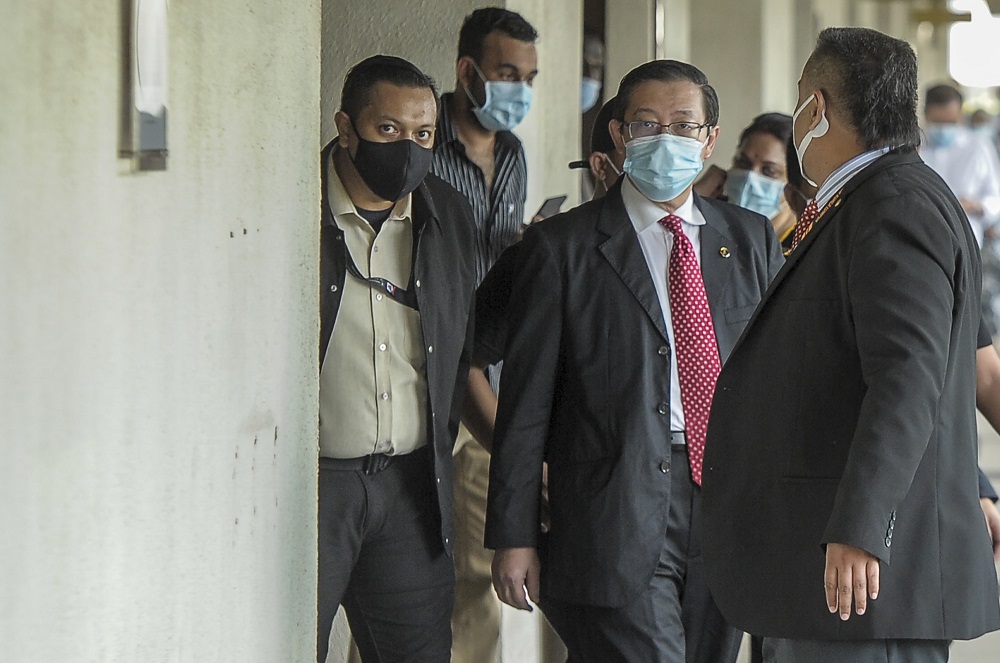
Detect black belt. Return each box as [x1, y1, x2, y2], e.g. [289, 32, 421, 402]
[670, 430, 687, 449]
[320, 445, 426, 476]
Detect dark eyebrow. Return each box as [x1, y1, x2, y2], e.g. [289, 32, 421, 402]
[497, 62, 538, 78]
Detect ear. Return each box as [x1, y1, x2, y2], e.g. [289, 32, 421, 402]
[334, 111, 354, 149]
[702, 125, 721, 160]
[456, 56, 477, 89]
[807, 90, 826, 132]
[587, 152, 605, 180]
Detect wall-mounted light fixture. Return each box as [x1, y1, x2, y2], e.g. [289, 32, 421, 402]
[119, 0, 169, 171]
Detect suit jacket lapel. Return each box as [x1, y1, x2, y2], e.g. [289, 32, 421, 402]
[695, 195, 735, 333]
[733, 149, 922, 353]
[597, 183, 670, 343]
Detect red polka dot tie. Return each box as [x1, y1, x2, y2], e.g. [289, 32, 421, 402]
[790, 199, 819, 252]
[659, 214, 721, 486]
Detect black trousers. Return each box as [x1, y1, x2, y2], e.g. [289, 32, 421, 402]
[762, 637, 949, 662]
[540, 445, 742, 663]
[316, 446, 454, 663]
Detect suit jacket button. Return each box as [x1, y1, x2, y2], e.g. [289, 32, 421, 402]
[885, 535, 892, 547]
[658, 346, 669, 356]
[659, 461, 670, 474]
[657, 403, 669, 415]
[330, 284, 338, 293]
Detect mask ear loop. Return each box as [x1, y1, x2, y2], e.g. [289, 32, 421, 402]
[792, 94, 829, 187]
[461, 59, 490, 110]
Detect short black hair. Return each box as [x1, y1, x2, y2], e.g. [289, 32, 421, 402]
[591, 96, 617, 154]
[803, 27, 919, 150]
[738, 112, 792, 150]
[340, 55, 438, 121]
[613, 60, 719, 127]
[925, 84, 963, 111]
[458, 8, 538, 63]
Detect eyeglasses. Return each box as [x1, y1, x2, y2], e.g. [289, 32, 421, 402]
[625, 120, 712, 140]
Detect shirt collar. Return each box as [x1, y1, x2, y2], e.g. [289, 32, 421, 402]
[325, 148, 412, 226]
[621, 176, 704, 234]
[814, 146, 892, 210]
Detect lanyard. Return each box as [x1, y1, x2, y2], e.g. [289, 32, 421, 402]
[341, 230, 420, 311]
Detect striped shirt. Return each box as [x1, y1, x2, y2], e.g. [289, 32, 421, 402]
[815, 146, 893, 210]
[431, 92, 528, 285]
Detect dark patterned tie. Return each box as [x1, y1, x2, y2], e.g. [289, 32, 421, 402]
[658, 214, 721, 485]
[790, 199, 820, 252]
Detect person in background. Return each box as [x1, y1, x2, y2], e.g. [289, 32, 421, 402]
[569, 96, 625, 201]
[970, 108, 998, 145]
[316, 55, 476, 663]
[694, 113, 797, 246]
[922, 84, 1000, 247]
[429, 8, 538, 663]
[579, 31, 607, 201]
[923, 84, 1000, 335]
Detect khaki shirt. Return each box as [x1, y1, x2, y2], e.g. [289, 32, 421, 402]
[319, 157, 428, 458]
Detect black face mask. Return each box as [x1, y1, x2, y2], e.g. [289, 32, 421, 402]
[349, 121, 433, 202]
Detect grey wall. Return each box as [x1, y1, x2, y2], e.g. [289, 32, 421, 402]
[0, 1, 322, 661]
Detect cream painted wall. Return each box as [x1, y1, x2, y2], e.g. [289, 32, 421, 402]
[0, 2, 321, 661]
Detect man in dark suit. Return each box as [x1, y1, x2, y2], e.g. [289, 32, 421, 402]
[485, 60, 783, 663]
[701, 28, 1000, 663]
[316, 55, 476, 663]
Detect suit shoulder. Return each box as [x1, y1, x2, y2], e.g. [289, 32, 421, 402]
[523, 197, 603, 245]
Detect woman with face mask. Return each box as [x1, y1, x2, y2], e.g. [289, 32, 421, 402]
[694, 112, 796, 244]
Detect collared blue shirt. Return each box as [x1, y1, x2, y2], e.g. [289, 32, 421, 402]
[815, 146, 893, 210]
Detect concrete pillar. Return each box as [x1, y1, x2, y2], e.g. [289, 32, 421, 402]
[606, 0, 657, 92]
[1, 1, 322, 661]
[657, 0, 692, 61]
[690, 0, 798, 164]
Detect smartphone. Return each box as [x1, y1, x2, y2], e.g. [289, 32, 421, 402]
[531, 195, 568, 223]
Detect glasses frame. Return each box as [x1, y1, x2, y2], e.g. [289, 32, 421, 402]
[624, 120, 714, 140]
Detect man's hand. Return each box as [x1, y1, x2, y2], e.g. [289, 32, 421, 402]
[824, 543, 879, 620]
[492, 547, 540, 611]
[981, 497, 1000, 561]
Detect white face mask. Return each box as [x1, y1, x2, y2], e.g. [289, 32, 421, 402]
[791, 93, 829, 188]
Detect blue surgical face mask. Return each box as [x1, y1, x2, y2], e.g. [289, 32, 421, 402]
[464, 62, 533, 132]
[581, 77, 602, 113]
[623, 133, 706, 203]
[723, 169, 786, 219]
[926, 123, 961, 149]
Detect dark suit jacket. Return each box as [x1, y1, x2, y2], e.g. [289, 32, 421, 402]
[320, 142, 476, 555]
[484, 182, 783, 606]
[702, 150, 1000, 640]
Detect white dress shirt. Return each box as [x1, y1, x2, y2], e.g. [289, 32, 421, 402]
[621, 177, 707, 433]
[922, 129, 1000, 246]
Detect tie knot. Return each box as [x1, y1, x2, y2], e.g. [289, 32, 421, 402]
[658, 214, 684, 235]
[802, 199, 819, 219]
